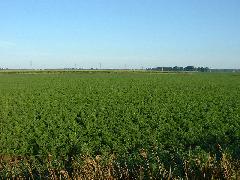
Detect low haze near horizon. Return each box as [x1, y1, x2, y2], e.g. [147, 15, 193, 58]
[0, 0, 240, 69]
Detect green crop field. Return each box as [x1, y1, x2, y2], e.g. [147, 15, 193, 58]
[0, 71, 240, 179]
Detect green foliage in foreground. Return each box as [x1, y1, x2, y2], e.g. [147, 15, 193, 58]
[0, 71, 240, 177]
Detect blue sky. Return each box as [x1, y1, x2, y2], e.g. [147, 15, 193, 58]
[0, 0, 240, 69]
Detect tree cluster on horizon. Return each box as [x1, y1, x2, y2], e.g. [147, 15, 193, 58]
[147, 66, 210, 72]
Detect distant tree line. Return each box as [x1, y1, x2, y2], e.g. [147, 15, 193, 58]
[147, 66, 210, 72]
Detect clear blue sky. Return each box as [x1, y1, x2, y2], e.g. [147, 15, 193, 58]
[0, 0, 240, 69]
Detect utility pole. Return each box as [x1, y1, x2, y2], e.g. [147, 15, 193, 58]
[30, 61, 33, 70]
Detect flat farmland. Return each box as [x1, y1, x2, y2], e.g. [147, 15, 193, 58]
[0, 71, 240, 179]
